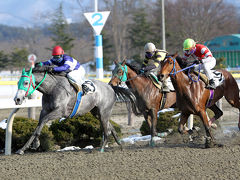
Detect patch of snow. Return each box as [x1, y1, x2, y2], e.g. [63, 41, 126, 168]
[83, 145, 94, 149]
[172, 113, 181, 118]
[121, 134, 161, 144]
[0, 119, 7, 129]
[57, 146, 81, 152]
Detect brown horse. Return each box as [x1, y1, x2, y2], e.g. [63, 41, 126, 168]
[109, 60, 176, 146]
[159, 53, 240, 148]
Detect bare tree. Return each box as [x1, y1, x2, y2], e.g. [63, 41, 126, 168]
[157, 0, 240, 53]
[102, 0, 155, 61]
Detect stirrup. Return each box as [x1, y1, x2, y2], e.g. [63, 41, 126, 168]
[205, 84, 216, 90]
[162, 86, 170, 93]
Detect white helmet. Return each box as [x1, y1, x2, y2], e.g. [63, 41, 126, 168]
[144, 42, 156, 53]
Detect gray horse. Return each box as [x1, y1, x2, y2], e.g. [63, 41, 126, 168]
[14, 67, 122, 154]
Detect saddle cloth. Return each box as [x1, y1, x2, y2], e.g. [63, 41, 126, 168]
[165, 77, 175, 91]
[193, 70, 224, 87]
[82, 80, 96, 95]
[68, 80, 96, 118]
[149, 74, 174, 91]
[212, 70, 224, 87]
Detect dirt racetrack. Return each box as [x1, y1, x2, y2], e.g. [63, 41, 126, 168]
[0, 102, 240, 179]
[0, 143, 240, 179]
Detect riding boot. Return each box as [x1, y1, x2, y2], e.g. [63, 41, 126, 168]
[206, 79, 216, 89]
[162, 80, 170, 93]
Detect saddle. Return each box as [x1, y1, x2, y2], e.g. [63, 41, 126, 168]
[68, 79, 82, 93]
[148, 73, 162, 89]
[192, 70, 224, 87]
[68, 79, 96, 95]
[67, 80, 96, 118]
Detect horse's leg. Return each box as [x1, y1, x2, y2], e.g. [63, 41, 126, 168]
[224, 90, 240, 130]
[150, 109, 158, 147]
[16, 108, 62, 155]
[98, 108, 121, 152]
[16, 120, 46, 155]
[178, 113, 189, 134]
[31, 109, 48, 150]
[143, 112, 152, 133]
[198, 109, 215, 148]
[110, 123, 121, 145]
[208, 104, 223, 128]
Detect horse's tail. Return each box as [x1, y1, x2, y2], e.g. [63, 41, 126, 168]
[111, 86, 142, 116]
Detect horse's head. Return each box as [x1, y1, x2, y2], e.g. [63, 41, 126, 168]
[159, 53, 178, 82]
[109, 60, 128, 86]
[14, 68, 36, 105]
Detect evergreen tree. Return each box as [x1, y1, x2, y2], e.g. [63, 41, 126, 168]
[215, 57, 227, 69]
[102, 31, 113, 71]
[0, 51, 8, 70]
[128, 8, 153, 63]
[9, 48, 29, 70]
[49, 3, 74, 54]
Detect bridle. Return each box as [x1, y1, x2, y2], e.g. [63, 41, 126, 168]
[166, 56, 201, 82]
[113, 63, 143, 84]
[19, 72, 47, 97]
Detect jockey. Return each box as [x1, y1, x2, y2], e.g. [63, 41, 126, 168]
[182, 38, 216, 89]
[140, 42, 169, 92]
[35, 45, 86, 87]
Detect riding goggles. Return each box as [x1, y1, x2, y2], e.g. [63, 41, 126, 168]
[145, 52, 154, 58]
[52, 55, 63, 62]
[184, 48, 196, 55]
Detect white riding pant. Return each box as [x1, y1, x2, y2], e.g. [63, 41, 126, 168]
[194, 57, 216, 80]
[67, 66, 86, 85]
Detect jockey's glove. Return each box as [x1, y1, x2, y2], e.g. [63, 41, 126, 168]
[44, 66, 54, 73]
[35, 62, 43, 67]
[193, 60, 201, 64]
[139, 69, 145, 74]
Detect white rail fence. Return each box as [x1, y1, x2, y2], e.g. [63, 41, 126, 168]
[4, 98, 42, 155]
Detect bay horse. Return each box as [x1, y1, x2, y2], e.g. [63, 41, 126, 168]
[159, 53, 240, 148]
[14, 67, 122, 154]
[109, 60, 177, 146]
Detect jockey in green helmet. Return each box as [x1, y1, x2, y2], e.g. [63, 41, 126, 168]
[182, 38, 216, 89]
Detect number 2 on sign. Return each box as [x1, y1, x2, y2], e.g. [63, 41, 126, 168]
[92, 13, 103, 26]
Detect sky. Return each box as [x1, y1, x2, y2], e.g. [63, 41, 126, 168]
[0, 0, 95, 27]
[0, 0, 239, 28]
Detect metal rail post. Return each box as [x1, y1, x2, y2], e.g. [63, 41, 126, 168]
[5, 108, 19, 155]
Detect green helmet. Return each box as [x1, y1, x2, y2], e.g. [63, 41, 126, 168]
[183, 38, 196, 50]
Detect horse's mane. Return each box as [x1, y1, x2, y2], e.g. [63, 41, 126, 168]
[168, 54, 187, 69]
[126, 62, 141, 74]
[32, 66, 67, 77]
[125, 56, 187, 72]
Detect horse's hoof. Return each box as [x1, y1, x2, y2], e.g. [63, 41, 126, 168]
[205, 137, 214, 148]
[187, 129, 193, 135]
[189, 135, 193, 143]
[192, 126, 201, 131]
[210, 123, 218, 129]
[149, 141, 155, 147]
[99, 148, 104, 152]
[16, 149, 24, 155]
[119, 145, 123, 151]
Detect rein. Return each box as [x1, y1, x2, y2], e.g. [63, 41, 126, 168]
[125, 74, 143, 82]
[168, 56, 201, 82]
[22, 72, 48, 97]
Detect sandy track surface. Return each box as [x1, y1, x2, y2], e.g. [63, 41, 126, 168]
[0, 102, 240, 179]
[0, 144, 240, 180]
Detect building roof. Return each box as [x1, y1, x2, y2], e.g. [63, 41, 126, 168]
[205, 34, 240, 52]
